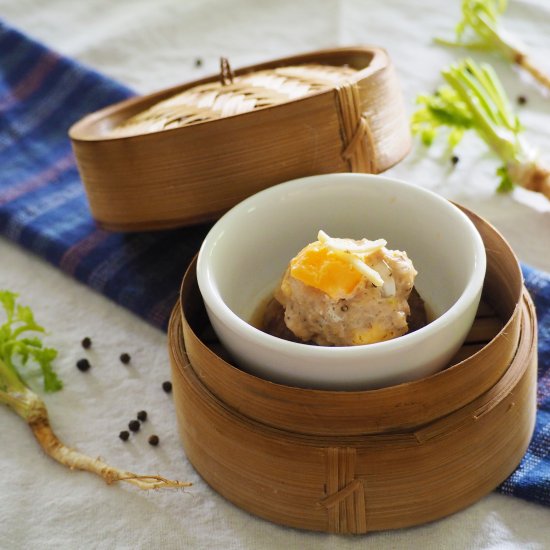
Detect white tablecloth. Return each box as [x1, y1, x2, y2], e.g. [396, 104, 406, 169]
[0, 1, 549, 548]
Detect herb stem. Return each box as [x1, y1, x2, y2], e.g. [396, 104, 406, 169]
[1, 290, 192, 491]
[436, 0, 550, 91]
[411, 58, 550, 199]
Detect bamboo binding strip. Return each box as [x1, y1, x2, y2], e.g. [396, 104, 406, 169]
[336, 80, 376, 172]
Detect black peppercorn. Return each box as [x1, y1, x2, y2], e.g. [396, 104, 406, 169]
[148, 435, 160, 446]
[137, 410, 147, 422]
[119, 353, 131, 364]
[451, 155, 460, 165]
[76, 358, 91, 372]
[194, 57, 203, 67]
[517, 95, 527, 105]
[119, 430, 130, 441]
[162, 381, 172, 393]
[81, 337, 92, 349]
[128, 419, 140, 432]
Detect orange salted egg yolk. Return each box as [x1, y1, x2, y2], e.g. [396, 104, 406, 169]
[289, 244, 363, 299]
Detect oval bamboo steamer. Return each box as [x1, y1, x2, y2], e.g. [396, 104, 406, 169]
[69, 47, 411, 231]
[168, 208, 538, 533]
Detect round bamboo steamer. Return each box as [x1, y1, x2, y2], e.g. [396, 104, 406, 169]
[69, 47, 410, 231]
[168, 207, 537, 534]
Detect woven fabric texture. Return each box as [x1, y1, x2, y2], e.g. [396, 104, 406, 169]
[0, 21, 210, 331]
[497, 265, 550, 506]
[0, 20, 548, 507]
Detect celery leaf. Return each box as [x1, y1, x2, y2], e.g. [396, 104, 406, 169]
[0, 290, 62, 393]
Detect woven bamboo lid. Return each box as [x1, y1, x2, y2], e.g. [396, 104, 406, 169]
[110, 61, 359, 137]
[69, 47, 411, 231]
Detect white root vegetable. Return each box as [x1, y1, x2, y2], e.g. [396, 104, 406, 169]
[0, 290, 190, 490]
[436, 0, 550, 92]
[411, 58, 550, 200]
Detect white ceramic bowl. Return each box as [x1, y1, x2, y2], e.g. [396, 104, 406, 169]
[196, 174, 486, 390]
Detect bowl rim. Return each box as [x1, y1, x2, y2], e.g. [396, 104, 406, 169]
[196, 173, 487, 360]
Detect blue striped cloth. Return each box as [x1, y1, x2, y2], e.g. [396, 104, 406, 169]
[0, 20, 548, 508]
[0, 21, 210, 329]
[497, 265, 550, 506]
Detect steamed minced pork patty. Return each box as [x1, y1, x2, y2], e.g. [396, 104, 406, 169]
[273, 231, 417, 347]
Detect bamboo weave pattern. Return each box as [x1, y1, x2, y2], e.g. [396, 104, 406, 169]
[111, 64, 358, 137]
[111, 62, 375, 173]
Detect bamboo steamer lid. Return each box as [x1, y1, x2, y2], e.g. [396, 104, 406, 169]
[109, 62, 359, 138]
[168, 207, 537, 533]
[69, 47, 411, 231]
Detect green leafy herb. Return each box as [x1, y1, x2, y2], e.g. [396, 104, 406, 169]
[435, 0, 550, 91]
[411, 59, 550, 199]
[411, 86, 473, 149]
[0, 290, 61, 393]
[0, 290, 189, 490]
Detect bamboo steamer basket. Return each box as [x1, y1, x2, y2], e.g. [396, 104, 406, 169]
[168, 207, 537, 534]
[69, 47, 410, 231]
